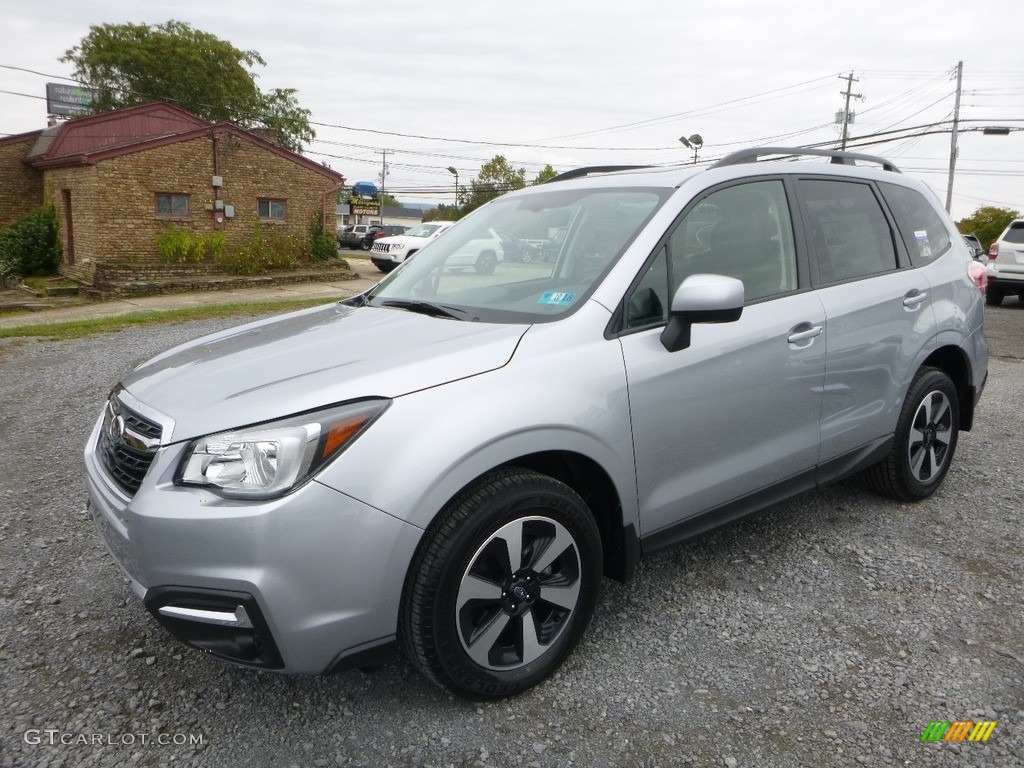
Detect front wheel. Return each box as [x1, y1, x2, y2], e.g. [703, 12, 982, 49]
[864, 367, 959, 500]
[986, 290, 1004, 306]
[475, 250, 498, 275]
[400, 469, 602, 700]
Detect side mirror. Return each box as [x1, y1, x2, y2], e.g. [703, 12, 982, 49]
[660, 274, 744, 352]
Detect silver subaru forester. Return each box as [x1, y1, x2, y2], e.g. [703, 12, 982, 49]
[85, 148, 988, 700]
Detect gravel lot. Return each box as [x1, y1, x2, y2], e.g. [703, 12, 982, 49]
[1, 305, 1022, 768]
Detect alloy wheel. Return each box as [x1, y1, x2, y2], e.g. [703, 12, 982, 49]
[455, 515, 582, 670]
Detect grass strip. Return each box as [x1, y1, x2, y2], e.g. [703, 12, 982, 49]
[0, 297, 346, 340]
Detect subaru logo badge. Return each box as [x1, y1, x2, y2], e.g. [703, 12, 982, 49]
[107, 411, 126, 446]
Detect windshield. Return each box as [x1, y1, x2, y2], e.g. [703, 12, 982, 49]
[405, 223, 446, 238]
[367, 187, 669, 323]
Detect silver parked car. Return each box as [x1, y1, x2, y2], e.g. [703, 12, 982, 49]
[85, 147, 988, 700]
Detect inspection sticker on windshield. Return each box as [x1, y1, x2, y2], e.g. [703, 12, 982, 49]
[539, 291, 576, 306]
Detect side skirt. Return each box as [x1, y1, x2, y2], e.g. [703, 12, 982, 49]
[639, 436, 893, 558]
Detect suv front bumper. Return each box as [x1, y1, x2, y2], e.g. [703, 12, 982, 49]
[83, 414, 423, 674]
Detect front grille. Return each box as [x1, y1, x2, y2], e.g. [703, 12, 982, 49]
[97, 396, 162, 496]
[372, 243, 390, 254]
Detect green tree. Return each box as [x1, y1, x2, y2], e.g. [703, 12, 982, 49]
[460, 155, 528, 216]
[423, 204, 457, 222]
[533, 164, 558, 184]
[956, 206, 1020, 249]
[61, 21, 314, 152]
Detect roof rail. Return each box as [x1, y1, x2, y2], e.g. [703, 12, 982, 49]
[711, 147, 901, 173]
[544, 165, 653, 183]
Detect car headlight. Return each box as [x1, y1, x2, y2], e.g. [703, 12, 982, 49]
[177, 399, 389, 499]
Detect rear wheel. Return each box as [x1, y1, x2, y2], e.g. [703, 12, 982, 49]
[400, 469, 602, 700]
[986, 289, 1004, 306]
[864, 367, 959, 500]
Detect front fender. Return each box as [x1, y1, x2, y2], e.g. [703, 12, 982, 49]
[316, 306, 638, 536]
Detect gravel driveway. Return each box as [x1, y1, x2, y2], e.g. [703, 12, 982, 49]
[1, 308, 1021, 768]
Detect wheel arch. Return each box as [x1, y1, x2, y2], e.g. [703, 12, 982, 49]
[920, 344, 975, 431]
[414, 450, 639, 585]
[505, 450, 639, 583]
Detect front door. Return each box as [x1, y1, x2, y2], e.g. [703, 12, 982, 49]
[618, 179, 826, 537]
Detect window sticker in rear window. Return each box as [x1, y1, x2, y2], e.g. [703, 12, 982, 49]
[914, 230, 932, 259]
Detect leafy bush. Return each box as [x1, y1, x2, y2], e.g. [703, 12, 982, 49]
[0, 205, 62, 278]
[308, 212, 336, 263]
[218, 223, 299, 275]
[157, 227, 226, 263]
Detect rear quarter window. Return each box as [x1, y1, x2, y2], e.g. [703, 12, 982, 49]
[1002, 221, 1024, 244]
[878, 182, 952, 266]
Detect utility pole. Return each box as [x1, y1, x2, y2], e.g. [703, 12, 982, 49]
[944, 61, 964, 213]
[375, 149, 390, 223]
[838, 72, 863, 151]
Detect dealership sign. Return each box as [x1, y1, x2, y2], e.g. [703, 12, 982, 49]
[46, 83, 99, 117]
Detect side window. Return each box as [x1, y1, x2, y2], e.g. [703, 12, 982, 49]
[878, 182, 952, 266]
[800, 180, 897, 283]
[155, 193, 189, 218]
[258, 198, 286, 221]
[666, 180, 798, 304]
[624, 246, 669, 330]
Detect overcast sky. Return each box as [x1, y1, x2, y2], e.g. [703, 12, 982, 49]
[2, 0, 1021, 220]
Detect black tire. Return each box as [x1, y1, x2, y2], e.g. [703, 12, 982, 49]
[475, 250, 498, 275]
[376, 262, 396, 273]
[986, 290, 1004, 306]
[360, 241, 372, 251]
[864, 367, 959, 501]
[399, 469, 602, 700]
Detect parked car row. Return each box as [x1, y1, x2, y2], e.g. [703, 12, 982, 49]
[338, 224, 409, 251]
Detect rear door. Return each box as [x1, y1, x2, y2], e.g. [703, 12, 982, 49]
[795, 177, 936, 466]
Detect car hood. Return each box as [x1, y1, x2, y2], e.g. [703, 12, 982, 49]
[376, 234, 432, 246]
[121, 303, 528, 442]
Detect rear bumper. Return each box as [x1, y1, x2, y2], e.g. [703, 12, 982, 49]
[986, 271, 1024, 292]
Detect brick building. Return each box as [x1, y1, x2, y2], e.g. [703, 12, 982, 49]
[0, 103, 344, 284]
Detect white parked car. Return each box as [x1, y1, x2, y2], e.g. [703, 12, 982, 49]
[985, 218, 1024, 305]
[370, 221, 455, 272]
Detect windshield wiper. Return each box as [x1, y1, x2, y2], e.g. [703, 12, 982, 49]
[379, 299, 476, 321]
[341, 293, 370, 307]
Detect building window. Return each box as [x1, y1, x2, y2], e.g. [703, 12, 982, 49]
[258, 198, 286, 221]
[155, 193, 190, 218]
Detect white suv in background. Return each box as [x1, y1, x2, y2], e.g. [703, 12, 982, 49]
[370, 221, 455, 272]
[985, 218, 1024, 305]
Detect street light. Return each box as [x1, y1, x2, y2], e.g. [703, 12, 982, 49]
[679, 134, 704, 163]
[447, 166, 459, 215]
